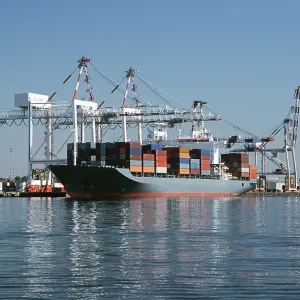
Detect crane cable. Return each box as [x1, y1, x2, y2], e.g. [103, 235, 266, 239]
[137, 74, 189, 109]
[89, 63, 153, 106]
[204, 104, 259, 138]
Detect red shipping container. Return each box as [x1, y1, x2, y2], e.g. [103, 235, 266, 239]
[130, 154, 142, 160]
[143, 154, 155, 160]
[200, 165, 210, 170]
[146, 150, 167, 156]
[190, 169, 200, 175]
[154, 150, 167, 156]
[200, 160, 210, 165]
[200, 155, 210, 160]
[156, 161, 167, 167]
[130, 142, 142, 149]
[156, 155, 167, 162]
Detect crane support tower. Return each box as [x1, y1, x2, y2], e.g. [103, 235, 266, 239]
[283, 86, 300, 190]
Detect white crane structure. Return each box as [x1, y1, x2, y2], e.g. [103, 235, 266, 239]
[229, 86, 300, 191]
[0, 56, 292, 189]
[0, 56, 222, 185]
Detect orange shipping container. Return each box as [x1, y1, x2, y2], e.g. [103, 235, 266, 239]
[200, 159, 210, 165]
[143, 166, 155, 173]
[177, 168, 190, 175]
[156, 161, 167, 167]
[178, 153, 190, 159]
[129, 166, 142, 172]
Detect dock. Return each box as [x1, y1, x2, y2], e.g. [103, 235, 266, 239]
[0, 192, 66, 198]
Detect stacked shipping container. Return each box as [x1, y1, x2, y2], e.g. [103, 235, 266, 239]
[200, 150, 211, 176]
[165, 147, 190, 175]
[190, 149, 211, 176]
[115, 142, 142, 172]
[249, 165, 257, 183]
[66, 143, 262, 181]
[221, 153, 250, 179]
[142, 144, 167, 174]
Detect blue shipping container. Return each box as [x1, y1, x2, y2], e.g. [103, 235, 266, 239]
[201, 170, 211, 175]
[129, 160, 142, 166]
[190, 158, 200, 164]
[143, 160, 155, 167]
[127, 148, 142, 155]
[190, 163, 200, 169]
[201, 149, 211, 156]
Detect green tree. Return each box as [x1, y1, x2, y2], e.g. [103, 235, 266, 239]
[15, 176, 21, 182]
[21, 176, 28, 182]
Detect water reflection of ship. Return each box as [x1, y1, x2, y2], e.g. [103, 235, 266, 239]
[23, 198, 55, 297]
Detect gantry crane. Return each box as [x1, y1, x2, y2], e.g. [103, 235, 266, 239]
[230, 86, 300, 191]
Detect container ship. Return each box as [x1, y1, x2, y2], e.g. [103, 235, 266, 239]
[49, 141, 255, 199]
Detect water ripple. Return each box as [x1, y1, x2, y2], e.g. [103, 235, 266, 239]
[0, 196, 300, 299]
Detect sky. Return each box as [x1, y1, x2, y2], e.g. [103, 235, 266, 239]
[0, 0, 300, 177]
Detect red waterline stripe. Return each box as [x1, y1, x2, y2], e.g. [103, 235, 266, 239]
[66, 192, 240, 199]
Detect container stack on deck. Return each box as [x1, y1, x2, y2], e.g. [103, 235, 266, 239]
[165, 147, 190, 175]
[189, 149, 211, 176]
[200, 150, 211, 176]
[67, 142, 216, 177]
[115, 142, 142, 172]
[142, 144, 167, 174]
[68, 142, 96, 165]
[221, 153, 250, 179]
[249, 165, 257, 183]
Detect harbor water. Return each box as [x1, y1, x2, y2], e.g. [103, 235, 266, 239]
[1, 196, 300, 299]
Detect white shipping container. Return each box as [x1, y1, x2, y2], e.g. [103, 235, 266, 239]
[156, 167, 167, 173]
[0, 182, 2, 191]
[241, 168, 249, 173]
